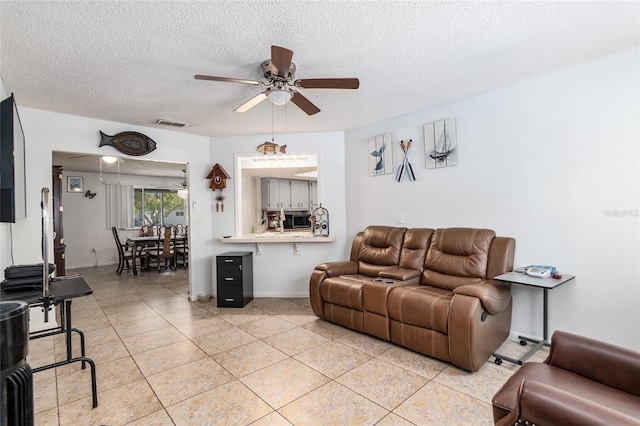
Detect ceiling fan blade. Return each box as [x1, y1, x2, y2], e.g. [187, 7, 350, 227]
[290, 92, 320, 116]
[271, 46, 294, 79]
[234, 92, 268, 113]
[194, 75, 262, 86]
[294, 78, 360, 89]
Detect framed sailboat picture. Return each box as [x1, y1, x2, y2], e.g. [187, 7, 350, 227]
[368, 133, 393, 176]
[424, 118, 458, 169]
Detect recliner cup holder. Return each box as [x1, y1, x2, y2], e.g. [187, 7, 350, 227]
[373, 278, 395, 284]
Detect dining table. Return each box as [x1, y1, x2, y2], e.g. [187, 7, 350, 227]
[125, 234, 185, 275]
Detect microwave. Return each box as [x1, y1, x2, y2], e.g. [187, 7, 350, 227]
[285, 213, 311, 229]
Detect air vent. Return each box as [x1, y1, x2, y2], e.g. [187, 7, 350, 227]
[155, 119, 187, 127]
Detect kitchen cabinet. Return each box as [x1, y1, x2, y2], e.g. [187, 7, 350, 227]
[290, 180, 310, 210]
[260, 178, 318, 210]
[261, 178, 318, 211]
[261, 178, 291, 210]
[216, 251, 253, 308]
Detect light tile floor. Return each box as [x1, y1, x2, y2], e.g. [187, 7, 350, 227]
[28, 266, 549, 426]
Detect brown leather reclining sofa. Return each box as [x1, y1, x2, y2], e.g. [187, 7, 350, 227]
[309, 226, 515, 372]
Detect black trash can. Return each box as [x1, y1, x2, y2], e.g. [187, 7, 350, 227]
[0, 301, 33, 426]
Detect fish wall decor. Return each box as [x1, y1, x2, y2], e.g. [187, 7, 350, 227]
[256, 141, 287, 155]
[99, 131, 157, 156]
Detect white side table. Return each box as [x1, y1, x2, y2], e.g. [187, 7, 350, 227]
[493, 271, 575, 365]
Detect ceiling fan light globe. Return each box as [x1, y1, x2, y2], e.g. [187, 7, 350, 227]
[267, 88, 292, 105]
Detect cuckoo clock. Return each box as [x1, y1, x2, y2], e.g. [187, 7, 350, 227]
[207, 163, 231, 212]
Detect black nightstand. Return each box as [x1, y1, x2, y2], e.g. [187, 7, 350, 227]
[216, 251, 253, 308]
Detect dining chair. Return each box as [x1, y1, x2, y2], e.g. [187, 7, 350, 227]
[175, 231, 189, 269]
[112, 227, 145, 274]
[146, 226, 176, 272]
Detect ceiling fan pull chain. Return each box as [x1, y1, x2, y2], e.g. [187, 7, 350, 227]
[271, 103, 275, 142]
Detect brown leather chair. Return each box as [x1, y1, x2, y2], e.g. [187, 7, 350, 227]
[492, 330, 640, 425]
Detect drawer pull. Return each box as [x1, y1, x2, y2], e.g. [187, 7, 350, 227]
[224, 277, 234, 281]
[225, 298, 235, 302]
[224, 259, 234, 263]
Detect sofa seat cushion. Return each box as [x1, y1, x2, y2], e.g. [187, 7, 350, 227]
[493, 362, 640, 422]
[387, 285, 452, 334]
[319, 276, 366, 310]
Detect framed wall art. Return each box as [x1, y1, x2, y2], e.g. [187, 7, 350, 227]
[424, 118, 458, 169]
[368, 133, 393, 176]
[67, 176, 84, 192]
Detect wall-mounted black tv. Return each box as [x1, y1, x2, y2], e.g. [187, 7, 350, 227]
[0, 93, 27, 222]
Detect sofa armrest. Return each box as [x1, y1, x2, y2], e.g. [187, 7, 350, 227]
[545, 331, 640, 397]
[378, 267, 420, 281]
[314, 261, 358, 277]
[496, 379, 640, 426]
[452, 280, 511, 315]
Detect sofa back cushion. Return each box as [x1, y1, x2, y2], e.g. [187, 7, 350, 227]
[423, 228, 496, 290]
[399, 228, 434, 271]
[358, 226, 407, 276]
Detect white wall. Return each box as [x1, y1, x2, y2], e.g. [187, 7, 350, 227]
[345, 48, 640, 350]
[59, 170, 182, 268]
[209, 132, 348, 297]
[0, 108, 214, 300]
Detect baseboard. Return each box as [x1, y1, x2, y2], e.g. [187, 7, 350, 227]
[65, 262, 117, 270]
[255, 292, 310, 298]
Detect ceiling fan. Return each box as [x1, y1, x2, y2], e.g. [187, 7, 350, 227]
[194, 45, 359, 116]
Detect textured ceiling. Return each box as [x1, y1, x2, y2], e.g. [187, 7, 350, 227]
[1, 1, 638, 138]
